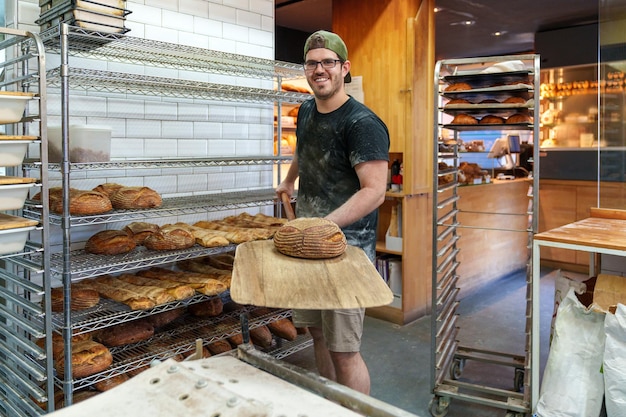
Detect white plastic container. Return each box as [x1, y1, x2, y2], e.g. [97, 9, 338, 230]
[48, 124, 112, 163]
[0, 92, 34, 123]
[0, 225, 36, 255]
[0, 183, 37, 211]
[0, 139, 36, 166]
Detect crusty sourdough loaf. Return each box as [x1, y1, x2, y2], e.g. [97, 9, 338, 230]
[85, 230, 137, 255]
[50, 286, 100, 312]
[123, 222, 161, 244]
[143, 224, 195, 251]
[55, 339, 113, 378]
[273, 217, 346, 259]
[109, 186, 162, 209]
[94, 319, 155, 347]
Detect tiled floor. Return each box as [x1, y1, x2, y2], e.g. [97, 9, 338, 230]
[283, 268, 561, 417]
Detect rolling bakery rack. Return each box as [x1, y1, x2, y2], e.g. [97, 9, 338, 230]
[1, 22, 317, 415]
[431, 54, 540, 417]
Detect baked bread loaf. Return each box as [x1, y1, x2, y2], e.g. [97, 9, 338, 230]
[479, 115, 505, 124]
[253, 308, 298, 341]
[123, 222, 161, 244]
[250, 325, 273, 349]
[109, 186, 162, 209]
[55, 340, 113, 378]
[76, 278, 156, 310]
[287, 106, 300, 117]
[143, 224, 195, 251]
[207, 339, 234, 355]
[445, 82, 472, 91]
[273, 218, 346, 259]
[503, 96, 526, 104]
[116, 274, 195, 301]
[94, 373, 130, 392]
[172, 222, 231, 248]
[445, 98, 472, 106]
[95, 275, 175, 305]
[450, 113, 478, 125]
[137, 267, 228, 295]
[181, 346, 211, 359]
[39, 331, 92, 359]
[92, 183, 124, 198]
[50, 286, 100, 312]
[85, 230, 136, 255]
[479, 99, 500, 104]
[506, 113, 532, 124]
[95, 319, 154, 347]
[188, 297, 224, 317]
[36, 188, 113, 215]
[145, 307, 186, 328]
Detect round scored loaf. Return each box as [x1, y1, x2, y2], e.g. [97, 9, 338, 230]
[143, 224, 195, 251]
[479, 115, 505, 124]
[506, 113, 532, 124]
[50, 286, 100, 312]
[451, 113, 478, 125]
[85, 230, 137, 255]
[273, 217, 347, 259]
[55, 339, 113, 378]
[109, 186, 162, 209]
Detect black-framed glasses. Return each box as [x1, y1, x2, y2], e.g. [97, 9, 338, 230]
[303, 59, 343, 72]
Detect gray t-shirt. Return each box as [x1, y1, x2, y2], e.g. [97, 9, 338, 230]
[295, 96, 390, 260]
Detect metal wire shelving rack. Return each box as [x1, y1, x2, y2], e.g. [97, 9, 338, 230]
[430, 54, 540, 417]
[5, 23, 312, 414]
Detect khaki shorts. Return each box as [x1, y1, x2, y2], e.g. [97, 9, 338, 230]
[292, 308, 365, 353]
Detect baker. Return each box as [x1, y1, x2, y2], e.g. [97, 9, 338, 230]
[275, 30, 390, 394]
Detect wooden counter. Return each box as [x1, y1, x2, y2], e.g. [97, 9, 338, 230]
[456, 179, 531, 297]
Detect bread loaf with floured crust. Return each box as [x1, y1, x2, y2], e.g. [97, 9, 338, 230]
[95, 275, 175, 305]
[273, 217, 346, 259]
[50, 285, 100, 312]
[92, 183, 124, 198]
[85, 230, 136, 255]
[116, 274, 195, 301]
[109, 186, 162, 209]
[35, 188, 113, 215]
[137, 267, 228, 295]
[143, 224, 195, 250]
[76, 278, 156, 310]
[95, 319, 154, 347]
[55, 340, 113, 378]
[123, 222, 161, 244]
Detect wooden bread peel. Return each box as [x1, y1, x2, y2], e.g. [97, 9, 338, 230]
[230, 193, 393, 309]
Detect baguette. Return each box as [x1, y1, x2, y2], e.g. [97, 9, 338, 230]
[137, 267, 228, 295]
[116, 274, 195, 300]
[76, 278, 156, 310]
[95, 275, 175, 305]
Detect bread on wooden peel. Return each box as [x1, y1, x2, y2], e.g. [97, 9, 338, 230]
[273, 217, 346, 259]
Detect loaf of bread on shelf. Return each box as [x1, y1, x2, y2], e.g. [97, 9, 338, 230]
[94, 275, 175, 305]
[116, 273, 195, 301]
[181, 346, 211, 359]
[94, 373, 130, 392]
[450, 113, 478, 125]
[445, 98, 472, 106]
[207, 339, 234, 355]
[506, 113, 532, 124]
[250, 325, 273, 349]
[193, 220, 274, 241]
[143, 224, 195, 251]
[220, 212, 288, 229]
[175, 260, 232, 287]
[213, 317, 244, 346]
[171, 222, 231, 248]
[479, 115, 505, 124]
[55, 339, 113, 378]
[85, 230, 137, 255]
[503, 96, 527, 104]
[444, 82, 472, 91]
[137, 267, 228, 295]
[37, 331, 92, 359]
[92, 183, 125, 197]
[203, 252, 235, 271]
[123, 222, 161, 244]
[76, 277, 156, 310]
[109, 186, 162, 209]
[145, 307, 186, 329]
[50, 285, 100, 312]
[253, 308, 298, 341]
[34, 187, 113, 215]
[273, 218, 347, 259]
[188, 297, 224, 317]
[94, 319, 155, 347]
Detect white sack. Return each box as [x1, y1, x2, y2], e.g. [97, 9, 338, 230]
[535, 288, 605, 417]
[604, 303, 626, 417]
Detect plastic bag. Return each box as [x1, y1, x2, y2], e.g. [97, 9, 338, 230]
[535, 288, 605, 417]
[604, 303, 626, 417]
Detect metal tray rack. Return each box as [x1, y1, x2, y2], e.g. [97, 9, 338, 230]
[430, 54, 540, 417]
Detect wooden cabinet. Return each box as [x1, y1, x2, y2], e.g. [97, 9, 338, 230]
[333, 0, 435, 324]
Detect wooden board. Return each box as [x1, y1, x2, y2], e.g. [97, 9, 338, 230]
[534, 217, 626, 252]
[231, 240, 393, 309]
[0, 176, 37, 185]
[0, 213, 38, 230]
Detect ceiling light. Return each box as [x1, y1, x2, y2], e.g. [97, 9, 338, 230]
[434, 7, 444, 13]
[450, 20, 476, 26]
[492, 30, 508, 36]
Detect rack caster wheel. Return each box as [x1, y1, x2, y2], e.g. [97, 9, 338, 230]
[450, 358, 464, 380]
[429, 396, 450, 417]
[513, 368, 524, 392]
